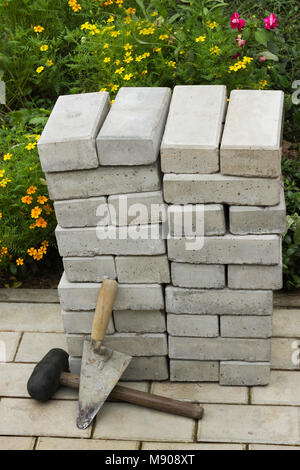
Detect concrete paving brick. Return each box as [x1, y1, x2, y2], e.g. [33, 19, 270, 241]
[220, 90, 284, 178]
[249, 444, 300, 450]
[46, 162, 161, 201]
[38, 92, 110, 172]
[167, 314, 219, 337]
[108, 191, 166, 226]
[220, 316, 272, 339]
[271, 338, 300, 370]
[166, 286, 273, 315]
[97, 87, 171, 165]
[94, 403, 194, 442]
[171, 263, 225, 289]
[62, 310, 114, 334]
[169, 337, 270, 362]
[161, 85, 226, 174]
[228, 263, 283, 290]
[37, 437, 139, 450]
[115, 255, 170, 284]
[0, 332, 21, 362]
[15, 333, 67, 363]
[272, 309, 300, 338]
[163, 173, 281, 206]
[229, 188, 286, 234]
[66, 333, 168, 357]
[113, 310, 166, 333]
[252, 371, 300, 406]
[168, 234, 281, 265]
[54, 196, 110, 228]
[0, 437, 35, 450]
[198, 404, 300, 445]
[170, 360, 219, 382]
[63, 256, 116, 283]
[0, 303, 63, 332]
[58, 275, 165, 311]
[220, 361, 270, 386]
[151, 381, 248, 404]
[0, 398, 90, 438]
[56, 225, 166, 257]
[143, 442, 245, 450]
[168, 204, 225, 237]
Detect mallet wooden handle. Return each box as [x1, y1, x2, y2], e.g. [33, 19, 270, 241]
[60, 372, 203, 420]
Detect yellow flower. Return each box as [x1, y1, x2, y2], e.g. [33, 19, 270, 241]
[208, 21, 218, 29]
[110, 30, 120, 38]
[125, 7, 136, 15]
[0, 178, 11, 188]
[151, 11, 158, 17]
[115, 59, 120, 65]
[3, 153, 12, 161]
[166, 60, 176, 69]
[124, 43, 133, 51]
[103, 43, 109, 49]
[195, 35, 206, 43]
[16, 258, 24, 266]
[72, 3, 81, 12]
[37, 196, 48, 205]
[103, 57, 111, 63]
[21, 195, 33, 205]
[45, 59, 53, 68]
[115, 67, 125, 74]
[124, 55, 133, 64]
[159, 34, 169, 40]
[36, 66, 44, 74]
[0, 212, 2, 218]
[111, 99, 115, 105]
[210, 45, 221, 55]
[135, 55, 143, 62]
[40, 45, 48, 51]
[34, 25, 44, 33]
[0, 170, 4, 178]
[27, 248, 36, 256]
[99, 88, 107, 92]
[25, 142, 37, 150]
[258, 79, 268, 89]
[1, 246, 8, 256]
[110, 84, 119, 92]
[123, 73, 133, 81]
[107, 15, 114, 23]
[35, 135, 40, 141]
[42, 240, 49, 247]
[243, 56, 254, 64]
[27, 186, 37, 195]
[139, 27, 155, 35]
[153, 47, 161, 52]
[31, 206, 42, 219]
[141, 70, 148, 77]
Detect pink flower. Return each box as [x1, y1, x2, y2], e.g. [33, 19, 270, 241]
[259, 55, 267, 62]
[230, 12, 246, 31]
[264, 13, 277, 30]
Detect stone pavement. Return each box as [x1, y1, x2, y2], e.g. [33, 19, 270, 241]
[0, 289, 299, 450]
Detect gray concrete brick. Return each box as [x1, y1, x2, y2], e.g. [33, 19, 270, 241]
[229, 188, 286, 234]
[228, 263, 283, 290]
[170, 360, 219, 382]
[113, 310, 166, 333]
[220, 361, 270, 386]
[67, 333, 168, 357]
[221, 315, 272, 339]
[54, 196, 110, 228]
[168, 204, 226, 236]
[58, 273, 165, 311]
[55, 225, 166, 257]
[166, 286, 273, 315]
[63, 256, 116, 283]
[61, 310, 115, 334]
[38, 92, 110, 172]
[171, 263, 225, 289]
[97, 87, 171, 165]
[163, 174, 281, 206]
[161, 85, 226, 174]
[46, 162, 161, 201]
[221, 90, 284, 178]
[168, 234, 281, 265]
[167, 314, 219, 337]
[69, 356, 169, 381]
[108, 191, 166, 226]
[115, 255, 170, 284]
[169, 336, 271, 362]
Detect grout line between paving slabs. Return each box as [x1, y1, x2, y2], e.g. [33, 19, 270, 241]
[13, 332, 24, 362]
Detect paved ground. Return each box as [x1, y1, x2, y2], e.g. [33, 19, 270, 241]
[0, 289, 299, 450]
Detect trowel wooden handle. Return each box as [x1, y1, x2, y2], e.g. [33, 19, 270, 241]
[91, 279, 118, 343]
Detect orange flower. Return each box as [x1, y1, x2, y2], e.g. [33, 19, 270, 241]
[16, 258, 24, 266]
[21, 195, 33, 204]
[27, 186, 37, 195]
[37, 196, 48, 205]
[41, 240, 49, 247]
[0, 246, 8, 256]
[31, 206, 42, 219]
[27, 248, 36, 256]
[36, 217, 47, 228]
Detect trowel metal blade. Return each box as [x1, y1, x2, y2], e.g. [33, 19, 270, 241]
[77, 341, 132, 429]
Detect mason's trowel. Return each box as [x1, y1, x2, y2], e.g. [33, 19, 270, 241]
[77, 279, 131, 429]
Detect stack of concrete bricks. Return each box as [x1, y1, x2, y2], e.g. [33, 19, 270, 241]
[162, 85, 285, 385]
[38, 88, 172, 381]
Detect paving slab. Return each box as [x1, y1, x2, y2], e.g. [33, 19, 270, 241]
[15, 333, 67, 363]
[272, 309, 300, 338]
[271, 338, 300, 370]
[0, 436, 35, 450]
[54, 196, 110, 228]
[0, 332, 21, 362]
[251, 371, 300, 406]
[0, 398, 90, 438]
[197, 404, 300, 445]
[37, 437, 139, 450]
[94, 403, 194, 442]
[249, 444, 300, 450]
[143, 442, 245, 450]
[0, 303, 63, 332]
[168, 204, 226, 237]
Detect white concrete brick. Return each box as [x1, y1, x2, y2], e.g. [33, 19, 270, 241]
[115, 255, 170, 284]
[171, 263, 225, 288]
[168, 234, 281, 265]
[108, 191, 166, 226]
[63, 256, 116, 283]
[252, 371, 300, 406]
[166, 286, 273, 315]
[170, 360, 219, 382]
[230, 188, 286, 234]
[56, 225, 166, 257]
[62, 310, 114, 334]
[0, 303, 62, 332]
[167, 314, 219, 337]
[221, 316, 272, 339]
[38, 92, 110, 172]
[37, 437, 139, 450]
[58, 274, 165, 311]
[273, 309, 300, 338]
[161, 85, 226, 173]
[54, 196, 110, 228]
[113, 310, 166, 333]
[169, 337, 270, 361]
[228, 263, 283, 290]
[97, 87, 171, 165]
[271, 338, 300, 370]
[15, 333, 67, 363]
[220, 90, 284, 178]
[220, 361, 270, 386]
[46, 162, 161, 201]
[168, 204, 226, 236]
[163, 174, 281, 206]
